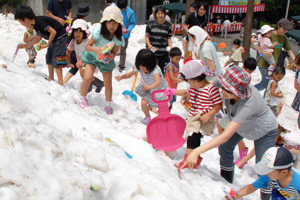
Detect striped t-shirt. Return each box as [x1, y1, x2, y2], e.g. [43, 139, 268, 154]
[145, 20, 172, 56]
[187, 84, 222, 117]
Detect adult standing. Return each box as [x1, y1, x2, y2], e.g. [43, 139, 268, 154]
[145, 6, 172, 74]
[221, 18, 231, 39]
[188, 26, 223, 82]
[255, 18, 296, 92]
[117, 0, 136, 72]
[180, 66, 278, 200]
[183, 2, 209, 58]
[46, 0, 72, 26]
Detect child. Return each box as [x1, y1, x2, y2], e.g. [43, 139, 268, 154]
[292, 54, 300, 129]
[264, 66, 285, 117]
[223, 39, 244, 68]
[217, 58, 257, 169]
[259, 25, 278, 79]
[15, 5, 68, 85]
[23, 25, 37, 68]
[78, 6, 124, 114]
[66, 19, 103, 94]
[225, 146, 300, 200]
[166, 60, 223, 169]
[164, 47, 184, 109]
[115, 49, 168, 124]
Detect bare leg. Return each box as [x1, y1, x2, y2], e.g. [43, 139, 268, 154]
[141, 98, 150, 117]
[80, 64, 95, 96]
[55, 67, 64, 86]
[102, 71, 112, 101]
[237, 140, 246, 150]
[48, 64, 55, 81]
[63, 72, 74, 84]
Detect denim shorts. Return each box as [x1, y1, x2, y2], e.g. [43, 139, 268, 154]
[46, 34, 67, 68]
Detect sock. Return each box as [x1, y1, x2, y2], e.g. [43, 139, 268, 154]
[80, 96, 87, 100]
[106, 101, 112, 107]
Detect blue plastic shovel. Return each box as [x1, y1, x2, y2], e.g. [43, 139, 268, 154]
[122, 72, 138, 102]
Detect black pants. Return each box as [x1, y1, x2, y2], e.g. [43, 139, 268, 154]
[68, 51, 79, 75]
[187, 132, 203, 149]
[156, 54, 169, 75]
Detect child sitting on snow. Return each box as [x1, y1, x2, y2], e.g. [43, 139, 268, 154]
[223, 39, 244, 68]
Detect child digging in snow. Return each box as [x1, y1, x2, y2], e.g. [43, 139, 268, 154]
[165, 60, 223, 169]
[115, 49, 168, 125]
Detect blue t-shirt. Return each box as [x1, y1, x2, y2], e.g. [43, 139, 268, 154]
[47, 0, 72, 20]
[120, 7, 136, 39]
[252, 168, 300, 199]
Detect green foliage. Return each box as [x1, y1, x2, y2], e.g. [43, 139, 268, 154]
[259, 21, 276, 29]
[0, 0, 24, 7]
[264, 0, 300, 24]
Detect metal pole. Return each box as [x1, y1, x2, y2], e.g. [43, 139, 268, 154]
[285, 0, 290, 19]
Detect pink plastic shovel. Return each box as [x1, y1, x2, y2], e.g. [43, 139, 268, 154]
[146, 89, 186, 152]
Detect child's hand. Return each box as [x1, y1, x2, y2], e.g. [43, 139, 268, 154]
[200, 113, 211, 123]
[278, 91, 284, 98]
[115, 76, 122, 82]
[143, 84, 150, 91]
[67, 63, 75, 68]
[94, 47, 104, 59]
[273, 42, 278, 46]
[106, 53, 115, 62]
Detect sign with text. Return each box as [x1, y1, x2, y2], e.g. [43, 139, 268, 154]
[219, 0, 261, 6]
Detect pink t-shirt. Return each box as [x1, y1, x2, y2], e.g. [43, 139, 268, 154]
[67, 38, 89, 63]
[259, 37, 273, 53]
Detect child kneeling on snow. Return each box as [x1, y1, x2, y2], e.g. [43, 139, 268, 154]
[115, 49, 168, 125]
[166, 60, 223, 169]
[225, 146, 300, 200]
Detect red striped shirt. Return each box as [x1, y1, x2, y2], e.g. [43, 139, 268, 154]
[187, 84, 222, 117]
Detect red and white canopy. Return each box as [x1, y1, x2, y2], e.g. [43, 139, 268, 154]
[211, 4, 265, 13]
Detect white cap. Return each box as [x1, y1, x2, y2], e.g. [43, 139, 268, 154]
[260, 25, 274, 35]
[70, 19, 90, 35]
[180, 60, 211, 80]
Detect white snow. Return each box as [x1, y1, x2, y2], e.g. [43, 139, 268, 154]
[0, 13, 298, 200]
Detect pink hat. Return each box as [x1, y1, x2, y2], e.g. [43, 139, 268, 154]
[218, 66, 252, 99]
[69, 19, 90, 35]
[180, 60, 213, 80]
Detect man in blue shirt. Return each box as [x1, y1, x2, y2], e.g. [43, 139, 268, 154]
[225, 146, 300, 200]
[117, 0, 136, 72]
[46, 0, 72, 26]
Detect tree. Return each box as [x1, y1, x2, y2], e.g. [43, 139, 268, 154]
[242, 0, 254, 60]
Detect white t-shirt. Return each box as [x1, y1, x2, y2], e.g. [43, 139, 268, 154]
[67, 38, 89, 63]
[223, 20, 231, 28]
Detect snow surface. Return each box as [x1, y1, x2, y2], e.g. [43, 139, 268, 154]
[0, 13, 298, 200]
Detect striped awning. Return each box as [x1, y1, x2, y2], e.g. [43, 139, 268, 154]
[211, 4, 265, 13]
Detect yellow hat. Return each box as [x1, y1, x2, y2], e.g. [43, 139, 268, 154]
[100, 6, 123, 25]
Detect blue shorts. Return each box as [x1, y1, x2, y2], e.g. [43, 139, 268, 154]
[170, 95, 177, 103]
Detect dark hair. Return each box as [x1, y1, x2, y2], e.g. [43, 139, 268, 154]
[196, 2, 208, 12]
[117, 0, 127, 9]
[233, 39, 241, 46]
[190, 3, 197, 9]
[180, 73, 206, 82]
[295, 53, 300, 65]
[155, 6, 166, 16]
[278, 166, 292, 172]
[170, 47, 182, 57]
[15, 5, 35, 21]
[244, 57, 257, 71]
[273, 66, 286, 76]
[106, 0, 113, 3]
[70, 28, 88, 40]
[135, 49, 157, 73]
[100, 20, 122, 41]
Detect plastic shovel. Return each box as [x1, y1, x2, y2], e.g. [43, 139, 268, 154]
[146, 89, 186, 152]
[212, 42, 226, 49]
[122, 72, 138, 102]
[12, 44, 20, 63]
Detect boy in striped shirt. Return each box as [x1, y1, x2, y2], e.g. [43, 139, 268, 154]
[166, 60, 223, 169]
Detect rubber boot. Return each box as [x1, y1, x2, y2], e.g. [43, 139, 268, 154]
[174, 154, 203, 169]
[92, 77, 104, 93]
[260, 190, 271, 200]
[234, 147, 248, 168]
[221, 169, 234, 183]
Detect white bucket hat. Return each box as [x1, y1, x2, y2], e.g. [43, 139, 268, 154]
[100, 6, 123, 25]
[69, 19, 90, 35]
[188, 26, 208, 57]
[260, 25, 274, 35]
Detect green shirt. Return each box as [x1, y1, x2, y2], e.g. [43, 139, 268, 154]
[258, 32, 291, 69]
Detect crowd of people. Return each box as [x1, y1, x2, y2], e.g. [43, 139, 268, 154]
[13, 0, 300, 199]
